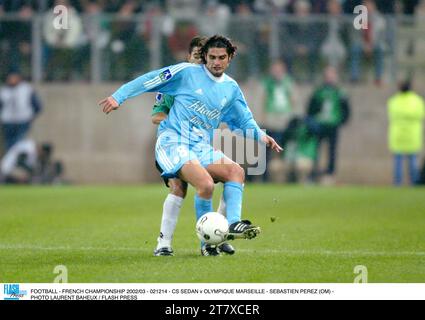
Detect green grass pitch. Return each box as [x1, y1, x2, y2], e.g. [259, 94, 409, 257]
[0, 184, 424, 283]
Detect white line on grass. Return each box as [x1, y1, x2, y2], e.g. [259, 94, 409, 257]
[0, 244, 424, 257]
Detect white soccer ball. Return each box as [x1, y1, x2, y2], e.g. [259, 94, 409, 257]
[196, 212, 229, 245]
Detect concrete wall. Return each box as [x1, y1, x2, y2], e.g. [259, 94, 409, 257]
[29, 82, 425, 185]
[31, 84, 158, 184]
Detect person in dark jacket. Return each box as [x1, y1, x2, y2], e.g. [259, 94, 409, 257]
[307, 66, 350, 184]
[0, 70, 43, 151]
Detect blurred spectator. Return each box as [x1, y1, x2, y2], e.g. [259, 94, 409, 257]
[284, 0, 328, 14]
[166, 0, 201, 17]
[349, 0, 386, 85]
[227, 2, 259, 81]
[402, 0, 421, 15]
[139, 2, 178, 68]
[108, 0, 144, 80]
[400, 0, 422, 58]
[342, 0, 362, 14]
[375, 0, 396, 14]
[320, 0, 350, 68]
[79, 1, 111, 80]
[43, 0, 85, 80]
[48, 0, 83, 12]
[375, 0, 397, 81]
[309, 0, 328, 14]
[307, 66, 350, 185]
[167, 20, 198, 63]
[0, 13, 8, 78]
[0, 0, 35, 11]
[281, 117, 319, 184]
[387, 80, 425, 186]
[252, 0, 272, 14]
[199, 0, 230, 36]
[0, 139, 66, 184]
[0, 138, 36, 183]
[259, 59, 296, 182]
[0, 69, 42, 151]
[282, 0, 325, 82]
[269, 0, 290, 13]
[220, 0, 255, 13]
[32, 142, 66, 184]
[0, 1, 34, 79]
[104, 0, 125, 13]
[418, 158, 425, 185]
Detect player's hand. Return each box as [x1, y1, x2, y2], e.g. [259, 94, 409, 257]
[262, 135, 283, 153]
[99, 96, 119, 114]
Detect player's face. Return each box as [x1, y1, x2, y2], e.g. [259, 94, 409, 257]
[6, 74, 21, 87]
[187, 46, 202, 64]
[205, 47, 231, 77]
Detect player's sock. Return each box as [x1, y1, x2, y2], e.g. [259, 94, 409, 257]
[223, 182, 244, 225]
[217, 194, 226, 217]
[156, 194, 183, 249]
[195, 195, 213, 249]
[194, 194, 213, 222]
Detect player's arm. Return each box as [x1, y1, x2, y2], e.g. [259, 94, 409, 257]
[152, 112, 167, 125]
[99, 63, 192, 114]
[151, 93, 173, 125]
[224, 88, 283, 153]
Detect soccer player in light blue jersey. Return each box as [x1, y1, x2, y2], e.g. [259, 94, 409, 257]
[151, 36, 234, 257]
[100, 35, 282, 254]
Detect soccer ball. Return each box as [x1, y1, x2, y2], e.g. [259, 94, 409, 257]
[196, 212, 229, 245]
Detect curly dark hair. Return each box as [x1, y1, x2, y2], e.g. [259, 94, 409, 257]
[188, 36, 207, 54]
[200, 35, 237, 64]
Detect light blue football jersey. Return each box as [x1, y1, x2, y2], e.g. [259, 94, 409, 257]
[112, 63, 265, 144]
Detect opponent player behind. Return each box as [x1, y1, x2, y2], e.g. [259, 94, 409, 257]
[152, 36, 234, 256]
[100, 35, 282, 253]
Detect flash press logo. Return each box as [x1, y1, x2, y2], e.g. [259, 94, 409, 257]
[4, 284, 27, 300]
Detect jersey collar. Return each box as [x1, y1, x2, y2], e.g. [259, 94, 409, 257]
[203, 64, 225, 83]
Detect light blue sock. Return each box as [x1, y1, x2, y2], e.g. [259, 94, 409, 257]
[224, 182, 244, 225]
[194, 194, 213, 222]
[195, 195, 213, 248]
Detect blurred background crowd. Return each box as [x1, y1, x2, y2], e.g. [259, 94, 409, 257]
[0, 0, 424, 186]
[0, 0, 424, 82]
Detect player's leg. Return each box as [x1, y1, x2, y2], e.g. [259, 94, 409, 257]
[217, 192, 226, 217]
[156, 133, 218, 255]
[179, 161, 221, 256]
[206, 157, 260, 240]
[194, 145, 239, 253]
[155, 131, 206, 255]
[154, 178, 188, 256]
[214, 188, 234, 255]
[156, 134, 217, 255]
[179, 160, 215, 221]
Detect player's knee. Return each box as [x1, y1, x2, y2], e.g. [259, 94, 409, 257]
[198, 178, 215, 198]
[170, 181, 187, 198]
[229, 163, 245, 183]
